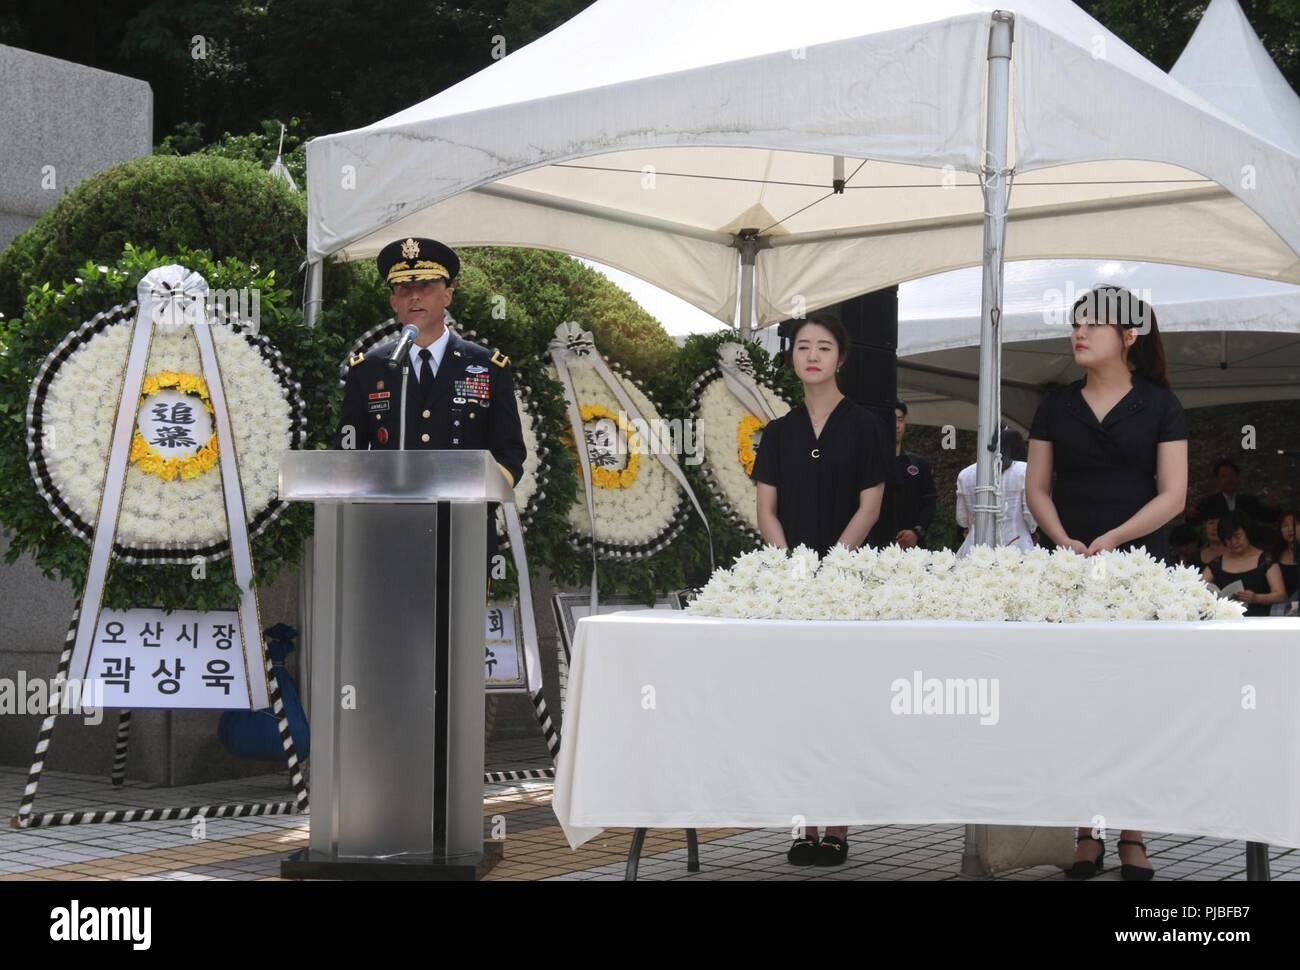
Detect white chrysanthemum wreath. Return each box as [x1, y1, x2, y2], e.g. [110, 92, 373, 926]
[692, 376, 790, 534]
[556, 360, 686, 556]
[29, 306, 303, 562]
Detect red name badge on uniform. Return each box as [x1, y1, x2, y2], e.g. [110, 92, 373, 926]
[368, 391, 390, 400]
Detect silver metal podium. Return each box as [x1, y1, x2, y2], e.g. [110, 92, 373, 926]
[277, 450, 513, 880]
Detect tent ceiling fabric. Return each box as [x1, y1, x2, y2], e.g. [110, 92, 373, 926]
[307, 0, 1300, 327]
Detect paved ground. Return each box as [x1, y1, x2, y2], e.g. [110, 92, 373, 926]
[2, 740, 1296, 881]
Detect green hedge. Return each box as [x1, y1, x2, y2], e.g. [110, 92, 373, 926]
[0, 155, 310, 320]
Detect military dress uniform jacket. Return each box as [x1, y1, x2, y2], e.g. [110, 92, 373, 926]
[333, 329, 526, 489]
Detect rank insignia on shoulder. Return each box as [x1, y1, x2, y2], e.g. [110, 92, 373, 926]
[349, 352, 366, 366]
[491, 350, 510, 368]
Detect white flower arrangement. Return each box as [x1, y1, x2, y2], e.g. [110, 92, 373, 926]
[553, 360, 682, 551]
[695, 377, 789, 533]
[39, 320, 295, 551]
[688, 544, 1247, 622]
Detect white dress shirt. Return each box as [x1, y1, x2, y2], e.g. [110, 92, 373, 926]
[408, 326, 451, 380]
[955, 460, 1038, 556]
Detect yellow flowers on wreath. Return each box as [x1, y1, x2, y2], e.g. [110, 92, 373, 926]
[737, 414, 765, 477]
[140, 371, 216, 408]
[578, 403, 641, 489]
[130, 371, 220, 482]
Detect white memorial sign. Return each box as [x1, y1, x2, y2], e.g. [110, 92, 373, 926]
[485, 601, 527, 691]
[87, 607, 253, 709]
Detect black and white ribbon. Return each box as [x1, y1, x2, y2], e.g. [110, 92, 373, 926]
[717, 341, 779, 423]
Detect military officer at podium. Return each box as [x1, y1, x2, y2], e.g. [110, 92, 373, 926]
[333, 236, 526, 495]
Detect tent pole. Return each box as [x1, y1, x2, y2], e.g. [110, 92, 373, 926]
[304, 258, 323, 329]
[736, 230, 758, 341]
[973, 11, 1014, 549]
[964, 8, 1016, 880]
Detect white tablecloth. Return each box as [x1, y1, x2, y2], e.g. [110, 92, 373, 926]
[553, 611, 1300, 849]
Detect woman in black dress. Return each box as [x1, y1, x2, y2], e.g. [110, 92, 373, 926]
[753, 312, 889, 867]
[1199, 515, 1228, 566]
[1025, 286, 1188, 882]
[1202, 511, 1287, 617]
[1272, 511, 1298, 612]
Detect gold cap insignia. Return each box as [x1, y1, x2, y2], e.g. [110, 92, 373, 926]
[386, 261, 450, 284]
[400, 237, 420, 260]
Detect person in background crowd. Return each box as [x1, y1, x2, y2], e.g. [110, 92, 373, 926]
[1199, 515, 1227, 565]
[954, 426, 1036, 556]
[1270, 511, 1298, 614]
[1185, 459, 1279, 525]
[1026, 285, 1187, 882]
[888, 400, 937, 549]
[1167, 523, 1202, 569]
[753, 311, 889, 869]
[1202, 511, 1286, 618]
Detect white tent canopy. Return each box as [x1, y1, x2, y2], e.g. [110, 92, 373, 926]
[895, 0, 1300, 430]
[306, 0, 1300, 329]
[1170, 0, 1300, 157]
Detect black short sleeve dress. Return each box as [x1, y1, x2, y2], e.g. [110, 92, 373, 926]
[1207, 552, 1277, 617]
[752, 398, 890, 556]
[1028, 374, 1188, 559]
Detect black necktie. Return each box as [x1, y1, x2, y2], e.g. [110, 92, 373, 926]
[418, 347, 435, 401]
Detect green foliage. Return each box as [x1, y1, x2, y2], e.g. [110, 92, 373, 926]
[157, 117, 309, 188]
[0, 155, 309, 321]
[462, 248, 681, 400]
[1079, 1, 1300, 82]
[0, 245, 335, 612]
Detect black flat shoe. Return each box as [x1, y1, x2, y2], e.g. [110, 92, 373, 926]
[787, 838, 819, 866]
[815, 835, 848, 867]
[1119, 839, 1154, 882]
[1068, 834, 1105, 879]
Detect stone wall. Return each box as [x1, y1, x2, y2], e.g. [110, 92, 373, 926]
[0, 44, 152, 249]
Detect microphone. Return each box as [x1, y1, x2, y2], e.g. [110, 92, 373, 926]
[386, 324, 419, 369]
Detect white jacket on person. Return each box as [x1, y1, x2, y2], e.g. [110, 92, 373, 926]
[955, 460, 1037, 556]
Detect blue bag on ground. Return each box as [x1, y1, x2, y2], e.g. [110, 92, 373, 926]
[218, 623, 310, 762]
